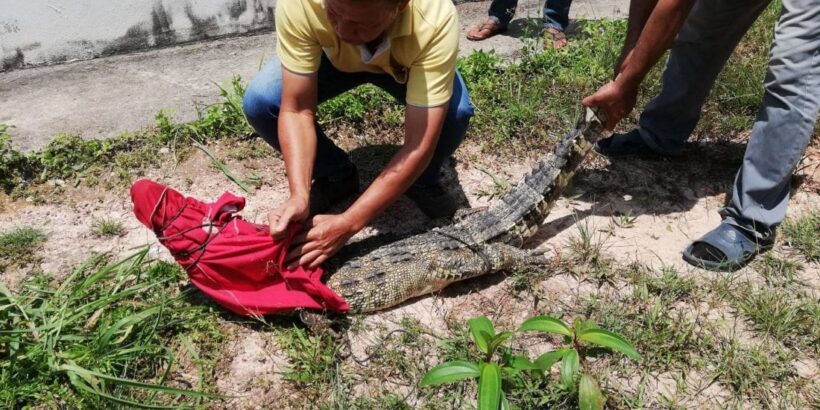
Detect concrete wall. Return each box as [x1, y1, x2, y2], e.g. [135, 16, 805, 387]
[0, 0, 276, 71]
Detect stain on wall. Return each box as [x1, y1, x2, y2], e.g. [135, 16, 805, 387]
[185, 3, 221, 40]
[102, 24, 151, 55]
[1, 20, 22, 35]
[2, 0, 277, 72]
[151, 3, 177, 47]
[251, 0, 275, 29]
[228, 0, 249, 20]
[1, 48, 25, 71]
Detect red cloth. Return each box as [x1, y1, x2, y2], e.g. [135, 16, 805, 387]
[130, 179, 349, 315]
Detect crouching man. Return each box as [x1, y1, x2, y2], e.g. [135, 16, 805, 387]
[242, 0, 474, 269]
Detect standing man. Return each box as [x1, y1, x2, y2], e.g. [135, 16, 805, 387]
[466, 0, 574, 48]
[583, 0, 819, 270]
[243, 0, 474, 269]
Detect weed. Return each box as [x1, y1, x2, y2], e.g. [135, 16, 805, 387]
[782, 211, 820, 262]
[0, 227, 46, 255]
[710, 337, 795, 407]
[566, 216, 612, 279]
[277, 325, 340, 401]
[611, 210, 638, 228]
[733, 283, 819, 354]
[474, 164, 512, 199]
[346, 394, 413, 410]
[192, 140, 255, 193]
[0, 126, 40, 193]
[0, 227, 47, 271]
[90, 218, 126, 237]
[0, 249, 225, 407]
[582, 265, 707, 371]
[317, 84, 401, 128]
[422, 315, 639, 409]
[226, 138, 275, 161]
[753, 253, 802, 286]
[627, 264, 697, 303]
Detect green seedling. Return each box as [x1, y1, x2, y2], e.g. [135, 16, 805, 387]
[517, 315, 641, 409]
[421, 315, 640, 410]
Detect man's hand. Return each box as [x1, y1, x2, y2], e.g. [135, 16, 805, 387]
[285, 214, 357, 269]
[581, 77, 639, 131]
[269, 196, 310, 240]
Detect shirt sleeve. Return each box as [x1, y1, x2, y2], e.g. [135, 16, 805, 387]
[275, 0, 322, 74]
[405, 10, 458, 107]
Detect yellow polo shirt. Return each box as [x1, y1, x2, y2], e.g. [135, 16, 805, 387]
[275, 0, 458, 107]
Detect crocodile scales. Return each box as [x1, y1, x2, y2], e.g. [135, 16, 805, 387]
[325, 108, 605, 313]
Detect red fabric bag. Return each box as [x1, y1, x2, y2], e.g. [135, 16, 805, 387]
[130, 179, 349, 315]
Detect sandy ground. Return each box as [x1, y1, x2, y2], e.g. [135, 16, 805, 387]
[1, 131, 817, 408]
[2, 1, 818, 407]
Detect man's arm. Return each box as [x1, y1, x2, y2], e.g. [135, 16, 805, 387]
[614, 0, 660, 77]
[345, 105, 447, 227]
[583, 0, 696, 129]
[286, 104, 448, 268]
[268, 68, 319, 239]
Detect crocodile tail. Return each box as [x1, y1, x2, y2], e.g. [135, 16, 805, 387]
[498, 107, 606, 244]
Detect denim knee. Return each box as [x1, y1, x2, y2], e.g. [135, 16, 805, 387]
[242, 87, 279, 125]
[455, 100, 475, 124]
[242, 85, 282, 149]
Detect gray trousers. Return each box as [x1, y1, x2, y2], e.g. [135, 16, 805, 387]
[636, 0, 820, 239]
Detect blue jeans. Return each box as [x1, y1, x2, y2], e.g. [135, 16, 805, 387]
[488, 0, 572, 31]
[635, 0, 820, 238]
[242, 56, 474, 186]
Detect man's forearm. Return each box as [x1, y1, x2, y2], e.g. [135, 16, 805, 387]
[342, 105, 447, 230]
[278, 110, 317, 200]
[343, 145, 434, 230]
[617, 0, 696, 87]
[616, 0, 659, 75]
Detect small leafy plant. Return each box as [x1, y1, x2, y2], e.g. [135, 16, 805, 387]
[517, 315, 641, 409]
[420, 317, 514, 409]
[420, 315, 640, 410]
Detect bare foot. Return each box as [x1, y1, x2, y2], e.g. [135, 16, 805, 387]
[545, 27, 568, 49]
[466, 18, 506, 41]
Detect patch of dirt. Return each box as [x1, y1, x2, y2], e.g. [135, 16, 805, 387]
[2, 126, 818, 408]
[215, 326, 291, 408]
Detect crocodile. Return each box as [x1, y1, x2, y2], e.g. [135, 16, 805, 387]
[324, 108, 605, 313]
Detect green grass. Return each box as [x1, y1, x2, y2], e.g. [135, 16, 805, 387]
[0, 1, 807, 196]
[566, 216, 613, 279]
[277, 325, 341, 402]
[90, 218, 126, 237]
[572, 261, 817, 407]
[733, 284, 819, 354]
[782, 211, 820, 261]
[0, 249, 226, 408]
[0, 227, 47, 272]
[753, 253, 803, 286]
[580, 288, 707, 371]
[459, 19, 625, 146]
[0, 1, 815, 407]
[710, 337, 797, 408]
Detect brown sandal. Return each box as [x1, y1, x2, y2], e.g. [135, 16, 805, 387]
[465, 18, 506, 41]
[544, 27, 568, 49]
